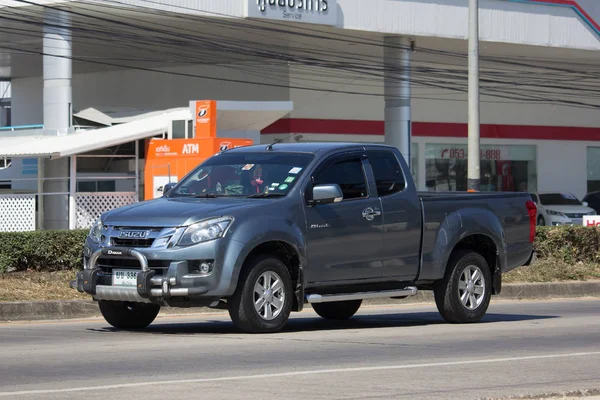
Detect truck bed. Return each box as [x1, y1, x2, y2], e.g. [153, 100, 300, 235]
[416, 191, 534, 282]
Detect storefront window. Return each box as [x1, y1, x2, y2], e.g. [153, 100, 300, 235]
[425, 144, 537, 192]
[587, 147, 600, 192]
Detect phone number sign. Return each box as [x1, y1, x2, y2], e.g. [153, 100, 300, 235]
[440, 148, 504, 160]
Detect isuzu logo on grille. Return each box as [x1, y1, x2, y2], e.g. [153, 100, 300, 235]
[119, 230, 149, 239]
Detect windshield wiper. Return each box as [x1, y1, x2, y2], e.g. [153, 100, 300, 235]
[246, 193, 286, 198]
[191, 193, 219, 198]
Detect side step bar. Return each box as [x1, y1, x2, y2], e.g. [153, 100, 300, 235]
[306, 286, 418, 304]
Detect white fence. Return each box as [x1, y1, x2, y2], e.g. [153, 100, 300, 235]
[0, 194, 36, 232]
[75, 192, 138, 229]
[0, 192, 138, 232]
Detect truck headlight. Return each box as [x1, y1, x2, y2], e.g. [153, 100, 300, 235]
[177, 217, 233, 246]
[89, 218, 104, 243]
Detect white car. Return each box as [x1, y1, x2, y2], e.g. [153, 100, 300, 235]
[530, 192, 596, 226]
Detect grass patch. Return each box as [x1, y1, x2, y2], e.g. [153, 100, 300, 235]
[504, 258, 600, 283]
[0, 270, 87, 302]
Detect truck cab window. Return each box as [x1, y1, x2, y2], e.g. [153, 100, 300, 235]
[367, 151, 406, 196]
[313, 157, 367, 200]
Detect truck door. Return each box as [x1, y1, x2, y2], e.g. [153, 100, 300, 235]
[304, 152, 384, 283]
[366, 149, 421, 280]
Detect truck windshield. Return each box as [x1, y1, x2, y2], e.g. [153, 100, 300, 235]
[538, 193, 582, 206]
[167, 152, 315, 198]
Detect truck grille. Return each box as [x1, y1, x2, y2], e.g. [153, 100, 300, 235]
[111, 238, 155, 248]
[97, 257, 171, 269]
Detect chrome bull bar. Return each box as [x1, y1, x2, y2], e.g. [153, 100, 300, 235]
[72, 247, 161, 303]
[71, 247, 209, 303]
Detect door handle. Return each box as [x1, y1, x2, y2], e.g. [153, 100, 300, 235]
[362, 207, 381, 221]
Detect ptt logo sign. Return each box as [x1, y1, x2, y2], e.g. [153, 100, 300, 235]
[182, 143, 199, 154]
[219, 142, 231, 152]
[196, 108, 209, 124]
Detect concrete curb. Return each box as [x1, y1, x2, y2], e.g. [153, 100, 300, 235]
[1, 281, 599, 322]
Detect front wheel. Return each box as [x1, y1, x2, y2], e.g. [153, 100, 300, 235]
[537, 215, 545, 226]
[228, 255, 293, 333]
[98, 301, 160, 329]
[434, 250, 492, 324]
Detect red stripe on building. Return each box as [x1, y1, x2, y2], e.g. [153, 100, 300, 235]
[262, 119, 600, 141]
[522, 0, 600, 34]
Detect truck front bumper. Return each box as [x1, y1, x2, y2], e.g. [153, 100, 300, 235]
[70, 247, 221, 305]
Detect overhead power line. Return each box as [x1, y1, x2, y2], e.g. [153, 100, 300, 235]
[0, 0, 598, 110]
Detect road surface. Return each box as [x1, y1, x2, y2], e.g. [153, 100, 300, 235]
[1, 299, 599, 400]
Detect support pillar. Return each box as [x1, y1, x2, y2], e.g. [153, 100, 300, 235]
[43, 8, 72, 230]
[69, 155, 77, 229]
[384, 36, 412, 168]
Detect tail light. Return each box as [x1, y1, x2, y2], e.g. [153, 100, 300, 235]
[526, 200, 537, 243]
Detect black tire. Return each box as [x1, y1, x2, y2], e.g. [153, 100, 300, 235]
[537, 215, 545, 226]
[312, 300, 362, 320]
[228, 255, 293, 333]
[98, 301, 160, 329]
[434, 250, 492, 324]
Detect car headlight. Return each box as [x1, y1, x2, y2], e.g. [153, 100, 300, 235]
[89, 218, 104, 243]
[546, 210, 566, 217]
[177, 216, 234, 246]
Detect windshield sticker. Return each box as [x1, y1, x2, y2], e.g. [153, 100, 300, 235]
[289, 167, 303, 174]
[279, 184, 288, 190]
[284, 176, 295, 183]
[561, 193, 577, 200]
[242, 164, 255, 171]
[270, 183, 280, 187]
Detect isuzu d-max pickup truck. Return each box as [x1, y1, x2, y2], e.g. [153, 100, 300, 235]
[71, 142, 536, 333]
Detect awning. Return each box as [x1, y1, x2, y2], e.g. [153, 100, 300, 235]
[0, 101, 293, 159]
[0, 108, 189, 159]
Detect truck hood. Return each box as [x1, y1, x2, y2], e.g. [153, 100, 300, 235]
[102, 197, 269, 227]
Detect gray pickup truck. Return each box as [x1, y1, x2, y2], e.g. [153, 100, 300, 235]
[71, 142, 537, 333]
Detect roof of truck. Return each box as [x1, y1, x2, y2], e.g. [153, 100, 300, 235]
[226, 142, 392, 154]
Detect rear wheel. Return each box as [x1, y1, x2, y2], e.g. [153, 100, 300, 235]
[434, 250, 492, 324]
[312, 300, 362, 320]
[98, 301, 160, 329]
[228, 255, 293, 333]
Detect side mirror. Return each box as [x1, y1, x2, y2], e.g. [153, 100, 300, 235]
[162, 182, 177, 195]
[311, 184, 343, 205]
[583, 201, 589, 207]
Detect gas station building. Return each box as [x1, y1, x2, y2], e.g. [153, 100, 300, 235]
[0, 0, 599, 231]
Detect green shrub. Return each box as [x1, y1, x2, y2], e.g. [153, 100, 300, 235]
[0, 230, 88, 273]
[534, 225, 600, 264]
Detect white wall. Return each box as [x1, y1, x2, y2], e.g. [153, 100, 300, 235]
[72, 63, 290, 113]
[10, 77, 43, 125]
[337, 0, 600, 50]
[288, 71, 600, 128]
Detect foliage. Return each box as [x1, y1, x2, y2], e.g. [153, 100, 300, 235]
[534, 226, 600, 264]
[0, 230, 88, 273]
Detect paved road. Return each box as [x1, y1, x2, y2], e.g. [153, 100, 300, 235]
[1, 299, 599, 400]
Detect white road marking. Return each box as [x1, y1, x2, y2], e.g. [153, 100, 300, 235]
[1, 351, 600, 397]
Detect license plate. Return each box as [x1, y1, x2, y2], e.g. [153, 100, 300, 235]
[112, 269, 140, 287]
